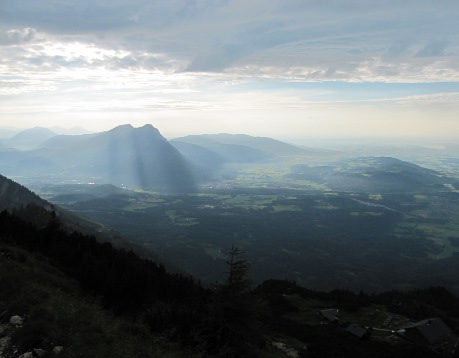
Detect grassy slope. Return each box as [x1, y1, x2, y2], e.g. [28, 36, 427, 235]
[0, 244, 196, 358]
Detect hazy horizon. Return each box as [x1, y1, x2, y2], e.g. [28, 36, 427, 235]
[1, 1, 459, 142]
[1, 123, 458, 150]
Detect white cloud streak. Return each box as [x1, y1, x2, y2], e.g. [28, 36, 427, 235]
[0, 27, 36, 45]
[0, 1, 458, 140]
[1, 1, 459, 80]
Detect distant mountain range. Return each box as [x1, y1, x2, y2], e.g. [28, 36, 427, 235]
[49, 125, 92, 136]
[0, 126, 92, 148]
[40, 124, 196, 191]
[0, 124, 318, 191]
[170, 133, 318, 180]
[3, 127, 58, 150]
[290, 156, 451, 193]
[0, 124, 196, 192]
[171, 133, 314, 163]
[2, 123, 456, 194]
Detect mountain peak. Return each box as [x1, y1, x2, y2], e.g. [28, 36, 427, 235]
[137, 124, 163, 139]
[106, 124, 165, 141]
[7, 127, 58, 150]
[108, 124, 134, 134]
[11, 126, 57, 139]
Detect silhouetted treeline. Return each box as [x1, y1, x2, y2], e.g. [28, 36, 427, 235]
[373, 286, 459, 328]
[256, 280, 456, 358]
[257, 279, 459, 324]
[0, 208, 262, 356]
[2, 207, 458, 357]
[0, 208, 203, 313]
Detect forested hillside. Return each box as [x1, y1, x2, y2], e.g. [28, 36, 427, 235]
[0, 174, 51, 212]
[2, 207, 458, 357]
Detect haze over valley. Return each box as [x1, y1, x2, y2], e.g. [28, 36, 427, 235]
[2, 1, 459, 356]
[1, 123, 459, 295]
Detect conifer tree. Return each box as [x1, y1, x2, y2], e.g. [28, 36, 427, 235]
[225, 245, 251, 293]
[202, 246, 262, 356]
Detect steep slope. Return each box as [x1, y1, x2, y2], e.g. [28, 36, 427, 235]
[0, 244, 197, 358]
[172, 135, 271, 164]
[0, 174, 52, 212]
[0, 174, 110, 236]
[0, 210, 203, 358]
[168, 141, 226, 181]
[58, 124, 196, 191]
[4, 124, 196, 192]
[0, 174, 186, 273]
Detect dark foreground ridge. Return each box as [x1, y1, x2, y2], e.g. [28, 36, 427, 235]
[1, 207, 459, 357]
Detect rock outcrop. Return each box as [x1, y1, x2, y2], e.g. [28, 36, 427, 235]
[9, 315, 23, 326]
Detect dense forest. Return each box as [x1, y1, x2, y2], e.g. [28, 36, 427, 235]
[58, 187, 459, 294]
[1, 205, 459, 357]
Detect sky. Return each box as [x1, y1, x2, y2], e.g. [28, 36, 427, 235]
[1, 0, 459, 142]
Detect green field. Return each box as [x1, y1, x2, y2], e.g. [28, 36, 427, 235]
[34, 155, 459, 294]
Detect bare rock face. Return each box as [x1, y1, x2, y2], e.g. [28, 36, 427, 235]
[9, 315, 23, 326]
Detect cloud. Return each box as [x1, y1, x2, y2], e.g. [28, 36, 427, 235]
[1, 0, 458, 140]
[0, 28, 37, 45]
[0, 1, 141, 33]
[2, 1, 458, 78]
[416, 40, 448, 58]
[169, 1, 459, 81]
[387, 92, 459, 107]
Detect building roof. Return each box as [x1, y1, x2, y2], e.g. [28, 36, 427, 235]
[346, 324, 370, 339]
[319, 308, 339, 322]
[399, 318, 451, 346]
